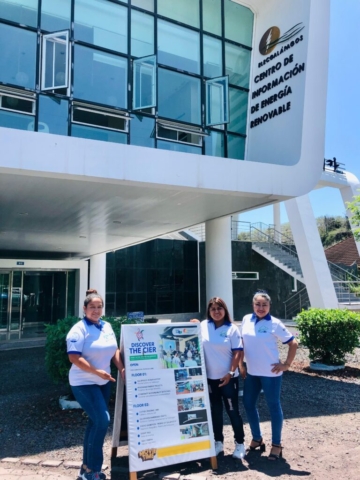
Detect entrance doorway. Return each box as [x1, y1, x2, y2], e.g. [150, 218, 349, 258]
[0, 269, 76, 339]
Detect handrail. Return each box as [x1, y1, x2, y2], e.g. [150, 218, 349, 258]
[283, 286, 307, 305]
[250, 225, 298, 259]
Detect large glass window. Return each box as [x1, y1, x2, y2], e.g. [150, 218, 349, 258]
[72, 124, 127, 144]
[203, 35, 222, 78]
[38, 95, 68, 135]
[0, 24, 37, 89]
[74, 0, 127, 54]
[158, 20, 200, 74]
[225, 42, 251, 88]
[158, 69, 201, 125]
[73, 45, 127, 108]
[228, 87, 248, 134]
[224, 1, 253, 47]
[202, 0, 222, 36]
[41, 0, 71, 32]
[205, 76, 229, 126]
[0, 0, 37, 27]
[131, 10, 154, 58]
[133, 55, 156, 110]
[0, 110, 34, 130]
[130, 115, 155, 148]
[41, 32, 70, 91]
[158, 0, 199, 28]
[0, 92, 35, 115]
[72, 104, 128, 132]
[205, 131, 224, 157]
[227, 133, 245, 160]
[131, 0, 154, 12]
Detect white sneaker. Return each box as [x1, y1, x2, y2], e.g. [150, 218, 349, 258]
[233, 442, 246, 459]
[215, 441, 224, 456]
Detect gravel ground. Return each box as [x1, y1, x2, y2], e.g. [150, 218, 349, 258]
[0, 344, 359, 480]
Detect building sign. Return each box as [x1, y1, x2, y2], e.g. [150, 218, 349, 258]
[120, 323, 215, 473]
[247, 0, 311, 166]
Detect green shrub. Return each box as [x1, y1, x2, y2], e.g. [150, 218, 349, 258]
[45, 315, 129, 385]
[296, 308, 360, 365]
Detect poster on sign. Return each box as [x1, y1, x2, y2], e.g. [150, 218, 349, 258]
[120, 323, 215, 473]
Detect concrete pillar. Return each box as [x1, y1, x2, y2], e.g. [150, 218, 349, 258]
[285, 195, 338, 309]
[273, 203, 281, 243]
[89, 253, 107, 315]
[205, 217, 234, 318]
[340, 171, 360, 256]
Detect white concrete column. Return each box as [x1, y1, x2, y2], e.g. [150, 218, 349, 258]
[285, 195, 338, 309]
[340, 171, 360, 256]
[273, 203, 281, 243]
[205, 217, 234, 318]
[89, 253, 107, 315]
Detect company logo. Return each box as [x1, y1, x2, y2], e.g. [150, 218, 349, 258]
[259, 23, 304, 55]
[135, 328, 144, 341]
[172, 327, 197, 336]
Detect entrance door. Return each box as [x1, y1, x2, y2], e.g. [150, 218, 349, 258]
[23, 272, 53, 329]
[0, 272, 10, 330]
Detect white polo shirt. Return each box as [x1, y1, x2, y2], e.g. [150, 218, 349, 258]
[66, 318, 118, 386]
[201, 319, 243, 380]
[240, 313, 294, 377]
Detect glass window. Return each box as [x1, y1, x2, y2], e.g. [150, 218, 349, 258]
[202, 0, 222, 36]
[205, 130, 224, 157]
[72, 124, 127, 144]
[0, 24, 37, 89]
[158, 20, 200, 74]
[0, 94, 34, 114]
[131, 10, 154, 57]
[229, 87, 248, 134]
[133, 55, 156, 110]
[0, 110, 34, 130]
[227, 133, 245, 160]
[157, 140, 201, 155]
[0, 0, 37, 27]
[157, 122, 203, 146]
[130, 115, 155, 147]
[131, 0, 154, 11]
[41, 31, 69, 91]
[38, 95, 68, 135]
[73, 45, 127, 108]
[72, 105, 128, 132]
[41, 0, 71, 32]
[206, 76, 229, 126]
[74, 0, 127, 54]
[158, 69, 201, 125]
[225, 42, 251, 88]
[224, 1, 253, 47]
[203, 35, 222, 78]
[158, 0, 199, 28]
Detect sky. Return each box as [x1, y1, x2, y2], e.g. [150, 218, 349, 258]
[240, 0, 360, 226]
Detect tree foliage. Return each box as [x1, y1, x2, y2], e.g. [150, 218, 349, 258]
[346, 195, 360, 241]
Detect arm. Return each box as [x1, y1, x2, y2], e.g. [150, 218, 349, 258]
[219, 349, 242, 386]
[68, 354, 116, 382]
[271, 338, 298, 374]
[112, 349, 125, 380]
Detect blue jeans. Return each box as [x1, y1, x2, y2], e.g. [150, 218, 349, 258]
[208, 377, 245, 444]
[71, 382, 112, 472]
[243, 373, 283, 445]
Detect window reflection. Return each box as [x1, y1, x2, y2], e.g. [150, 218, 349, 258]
[131, 0, 154, 11]
[203, 35, 222, 78]
[131, 10, 154, 58]
[205, 131, 224, 158]
[0, 110, 34, 131]
[73, 45, 127, 108]
[0, 0, 37, 27]
[38, 96, 68, 135]
[158, 0, 199, 28]
[157, 140, 201, 155]
[227, 133, 245, 160]
[41, 0, 71, 32]
[229, 87, 248, 134]
[225, 43, 251, 88]
[72, 124, 127, 144]
[202, 0, 222, 36]
[130, 115, 155, 148]
[224, 1, 254, 47]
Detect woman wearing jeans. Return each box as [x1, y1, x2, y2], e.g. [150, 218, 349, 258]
[240, 291, 297, 460]
[194, 297, 246, 459]
[66, 293, 124, 480]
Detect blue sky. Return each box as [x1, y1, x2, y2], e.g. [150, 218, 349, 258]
[241, 0, 360, 226]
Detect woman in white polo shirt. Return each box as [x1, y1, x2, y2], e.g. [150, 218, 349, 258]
[66, 293, 125, 480]
[240, 291, 297, 460]
[197, 297, 246, 460]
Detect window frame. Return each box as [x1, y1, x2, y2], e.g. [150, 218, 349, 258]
[132, 55, 156, 111]
[205, 75, 229, 127]
[71, 102, 131, 133]
[41, 30, 70, 92]
[156, 119, 207, 147]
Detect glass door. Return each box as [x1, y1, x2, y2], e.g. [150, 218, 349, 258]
[0, 272, 10, 330]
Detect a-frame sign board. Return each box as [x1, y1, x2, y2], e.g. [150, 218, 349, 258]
[111, 323, 217, 480]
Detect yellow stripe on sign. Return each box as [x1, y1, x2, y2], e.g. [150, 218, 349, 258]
[157, 440, 211, 458]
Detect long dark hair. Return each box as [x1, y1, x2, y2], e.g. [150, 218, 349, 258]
[206, 297, 232, 323]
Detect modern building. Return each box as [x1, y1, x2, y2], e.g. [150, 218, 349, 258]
[0, 0, 331, 340]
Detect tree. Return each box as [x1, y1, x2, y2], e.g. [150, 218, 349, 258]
[346, 195, 360, 241]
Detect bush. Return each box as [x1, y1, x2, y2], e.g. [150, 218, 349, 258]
[296, 308, 360, 365]
[45, 315, 129, 385]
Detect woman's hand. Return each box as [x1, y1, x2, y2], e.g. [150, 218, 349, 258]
[270, 362, 290, 374]
[95, 369, 116, 382]
[190, 319, 200, 323]
[239, 364, 247, 379]
[219, 373, 232, 387]
[119, 367, 125, 381]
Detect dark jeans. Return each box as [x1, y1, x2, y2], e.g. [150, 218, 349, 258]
[71, 382, 112, 472]
[208, 377, 245, 444]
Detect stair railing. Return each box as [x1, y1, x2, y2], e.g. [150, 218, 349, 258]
[283, 287, 310, 320]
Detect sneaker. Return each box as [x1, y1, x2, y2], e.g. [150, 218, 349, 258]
[233, 442, 246, 459]
[215, 440, 224, 456]
[82, 471, 106, 480]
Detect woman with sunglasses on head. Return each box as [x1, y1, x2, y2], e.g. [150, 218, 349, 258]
[240, 290, 297, 460]
[193, 297, 246, 460]
[66, 293, 125, 480]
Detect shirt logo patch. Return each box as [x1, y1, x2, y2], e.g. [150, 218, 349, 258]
[69, 332, 80, 343]
[258, 326, 269, 334]
[220, 331, 229, 337]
